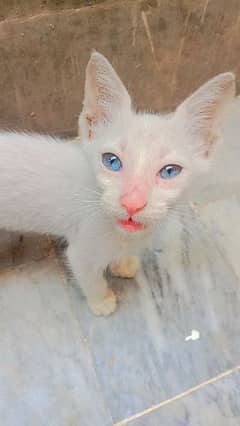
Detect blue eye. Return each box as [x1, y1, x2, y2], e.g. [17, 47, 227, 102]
[102, 153, 122, 172]
[159, 164, 182, 179]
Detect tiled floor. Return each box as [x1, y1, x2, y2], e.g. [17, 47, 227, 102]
[0, 101, 240, 425]
[0, 198, 239, 426]
[127, 370, 240, 426]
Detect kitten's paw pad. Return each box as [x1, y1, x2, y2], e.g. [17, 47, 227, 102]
[110, 256, 139, 278]
[88, 289, 117, 316]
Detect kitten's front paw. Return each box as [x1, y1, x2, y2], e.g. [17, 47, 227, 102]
[110, 256, 139, 278]
[88, 289, 117, 316]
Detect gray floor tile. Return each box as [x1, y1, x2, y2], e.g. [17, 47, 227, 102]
[197, 197, 240, 278]
[0, 258, 112, 426]
[127, 370, 240, 426]
[67, 205, 240, 423]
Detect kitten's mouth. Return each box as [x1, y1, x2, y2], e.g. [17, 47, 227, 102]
[117, 217, 145, 232]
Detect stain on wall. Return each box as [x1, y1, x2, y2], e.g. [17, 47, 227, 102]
[0, 0, 239, 135]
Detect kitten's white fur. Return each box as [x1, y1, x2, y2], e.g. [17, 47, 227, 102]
[0, 53, 235, 315]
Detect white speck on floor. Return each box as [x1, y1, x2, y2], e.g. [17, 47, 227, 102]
[185, 330, 201, 341]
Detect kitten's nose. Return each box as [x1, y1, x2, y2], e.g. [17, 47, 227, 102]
[120, 188, 147, 217]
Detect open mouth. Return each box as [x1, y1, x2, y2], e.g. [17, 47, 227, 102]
[117, 217, 145, 232]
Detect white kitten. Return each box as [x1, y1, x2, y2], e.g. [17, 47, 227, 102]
[0, 53, 235, 315]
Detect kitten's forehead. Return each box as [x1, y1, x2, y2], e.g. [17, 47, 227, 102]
[134, 112, 169, 132]
[125, 112, 173, 153]
[115, 112, 179, 178]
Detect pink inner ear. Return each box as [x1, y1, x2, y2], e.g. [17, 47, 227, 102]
[80, 52, 132, 141]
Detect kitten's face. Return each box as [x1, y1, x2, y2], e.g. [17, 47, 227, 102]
[79, 53, 235, 235]
[86, 112, 198, 233]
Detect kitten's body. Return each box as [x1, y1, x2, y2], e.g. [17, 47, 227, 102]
[0, 53, 235, 315]
[0, 131, 147, 314]
[0, 132, 88, 236]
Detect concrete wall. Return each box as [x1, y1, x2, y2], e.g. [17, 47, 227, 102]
[0, 0, 239, 136]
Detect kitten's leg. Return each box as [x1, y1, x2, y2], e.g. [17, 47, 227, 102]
[110, 256, 140, 278]
[66, 241, 117, 316]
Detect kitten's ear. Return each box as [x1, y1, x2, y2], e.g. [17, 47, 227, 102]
[176, 72, 235, 157]
[79, 52, 131, 140]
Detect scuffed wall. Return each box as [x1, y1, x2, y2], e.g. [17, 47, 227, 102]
[0, 0, 239, 135]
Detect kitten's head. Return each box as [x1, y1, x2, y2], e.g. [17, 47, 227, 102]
[79, 52, 235, 235]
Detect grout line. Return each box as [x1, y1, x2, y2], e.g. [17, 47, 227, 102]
[114, 365, 240, 425]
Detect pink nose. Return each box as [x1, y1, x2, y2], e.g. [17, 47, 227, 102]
[120, 189, 147, 217]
